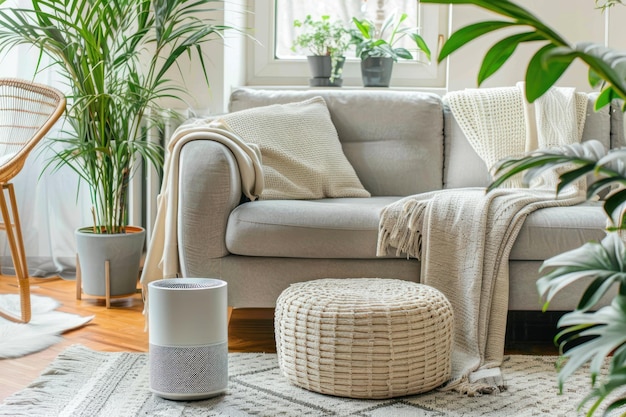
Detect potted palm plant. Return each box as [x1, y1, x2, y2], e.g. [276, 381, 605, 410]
[422, 0, 626, 414]
[0, 0, 237, 299]
[351, 13, 431, 87]
[292, 15, 351, 87]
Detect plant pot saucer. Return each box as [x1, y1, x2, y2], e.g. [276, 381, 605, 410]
[309, 78, 343, 87]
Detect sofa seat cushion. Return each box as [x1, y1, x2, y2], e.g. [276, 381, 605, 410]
[510, 201, 606, 261]
[226, 197, 401, 259]
[226, 198, 607, 261]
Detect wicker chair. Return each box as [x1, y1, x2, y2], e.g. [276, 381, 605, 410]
[0, 78, 66, 323]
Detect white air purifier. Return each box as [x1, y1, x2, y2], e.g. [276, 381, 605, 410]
[148, 278, 228, 400]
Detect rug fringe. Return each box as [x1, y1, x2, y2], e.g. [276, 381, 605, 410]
[0, 345, 107, 416]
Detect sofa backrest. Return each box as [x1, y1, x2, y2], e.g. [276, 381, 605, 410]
[444, 93, 612, 188]
[228, 88, 615, 197]
[229, 88, 445, 197]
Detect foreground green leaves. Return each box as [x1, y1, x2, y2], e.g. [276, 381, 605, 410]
[556, 295, 626, 416]
[420, 1, 626, 414]
[489, 140, 626, 414]
[422, 0, 626, 106]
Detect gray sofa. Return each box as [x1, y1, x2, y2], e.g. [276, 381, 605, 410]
[176, 88, 619, 312]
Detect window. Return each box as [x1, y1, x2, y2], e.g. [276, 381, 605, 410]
[247, 0, 447, 88]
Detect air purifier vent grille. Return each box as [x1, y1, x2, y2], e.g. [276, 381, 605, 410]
[151, 278, 223, 290]
[150, 342, 228, 398]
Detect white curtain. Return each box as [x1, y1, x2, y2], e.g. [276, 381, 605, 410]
[0, 1, 90, 278]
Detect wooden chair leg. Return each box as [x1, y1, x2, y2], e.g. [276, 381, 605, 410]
[0, 183, 31, 323]
[7, 184, 28, 280]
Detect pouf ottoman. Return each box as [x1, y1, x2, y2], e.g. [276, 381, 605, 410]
[274, 278, 454, 399]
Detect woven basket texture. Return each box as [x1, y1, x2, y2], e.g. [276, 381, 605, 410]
[275, 278, 454, 399]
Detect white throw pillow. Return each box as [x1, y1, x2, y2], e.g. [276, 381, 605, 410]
[219, 97, 370, 200]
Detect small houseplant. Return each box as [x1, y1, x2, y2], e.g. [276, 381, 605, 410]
[422, 0, 626, 414]
[292, 15, 351, 87]
[351, 13, 431, 87]
[0, 0, 237, 298]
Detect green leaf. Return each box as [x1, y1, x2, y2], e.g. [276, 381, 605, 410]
[588, 67, 603, 88]
[586, 176, 620, 200]
[556, 163, 595, 194]
[535, 234, 626, 311]
[573, 42, 626, 102]
[421, 0, 540, 21]
[603, 188, 626, 221]
[352, 17, 372, 40]
[394, 47, 413, 60]
[438, 21, 516, 61]
[525, 44, 576, 102]
[488, 154, 580, 191]
[594, 86, 618, 111]
[578, 275, 620, 311]
[409, 32, 431, 61]
[478, 32, 543, 85]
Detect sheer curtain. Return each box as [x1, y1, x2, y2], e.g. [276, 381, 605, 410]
[275, 0, 419, 58]
[0, 1, 90, 278]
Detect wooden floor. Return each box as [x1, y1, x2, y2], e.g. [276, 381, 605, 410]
[0, 275, 557, 402]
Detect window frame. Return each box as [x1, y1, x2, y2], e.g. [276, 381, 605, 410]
[246, 0, 448, 88]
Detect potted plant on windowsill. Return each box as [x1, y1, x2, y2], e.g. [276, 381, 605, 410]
[291, 15, 351, 87]
[422, 0, 626, 414]
[0, 0, 238, 301]
[351, 13, 431, 87]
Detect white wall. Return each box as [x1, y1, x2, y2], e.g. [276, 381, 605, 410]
[177, 1, 623, 113]
[158, 1, 247, 115]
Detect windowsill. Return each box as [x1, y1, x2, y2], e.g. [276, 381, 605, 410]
[238, 85, 448, 96]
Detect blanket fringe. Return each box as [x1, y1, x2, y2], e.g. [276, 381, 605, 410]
[441, 374, 507, 397]
[377, 198, 426, 259]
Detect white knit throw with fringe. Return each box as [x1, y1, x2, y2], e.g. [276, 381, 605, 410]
[140, 120, 264, 320]
[377, 84, 587, 395]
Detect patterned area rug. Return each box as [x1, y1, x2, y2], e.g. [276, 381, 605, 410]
[0, 344, 619, 416]
[0, 294, 93, 359]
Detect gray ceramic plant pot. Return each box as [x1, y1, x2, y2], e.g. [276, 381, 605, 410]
[361, 56, 394, 87]
[76, 225, 145, 297]
[307, 55, 345, 87]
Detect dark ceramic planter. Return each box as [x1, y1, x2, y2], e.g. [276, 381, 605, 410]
[307, 56, 345, 87]
[361, 56, 394, 87]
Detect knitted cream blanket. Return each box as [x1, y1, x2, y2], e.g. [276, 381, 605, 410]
[140, 120, 263, 309]
[377, 84, 587, 394]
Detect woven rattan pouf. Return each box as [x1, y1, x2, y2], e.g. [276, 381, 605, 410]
[274, 278, 454, 399]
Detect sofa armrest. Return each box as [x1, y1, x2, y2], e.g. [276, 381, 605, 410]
[177, 139, 243, 276]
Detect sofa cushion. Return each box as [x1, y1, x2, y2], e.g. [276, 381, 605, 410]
[220, 97, 370, 200]
[509, 201, 607, 261]
[226, 197, 606, 261]
[229, 88, 445, 197]
[226, 197, 402, 259]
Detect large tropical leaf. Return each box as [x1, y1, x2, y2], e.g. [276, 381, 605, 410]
[422, 0, 626, 105]
[555, 296, 626, 416]
[538, 234, 626, 312]
[489, 141, 626, 230]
